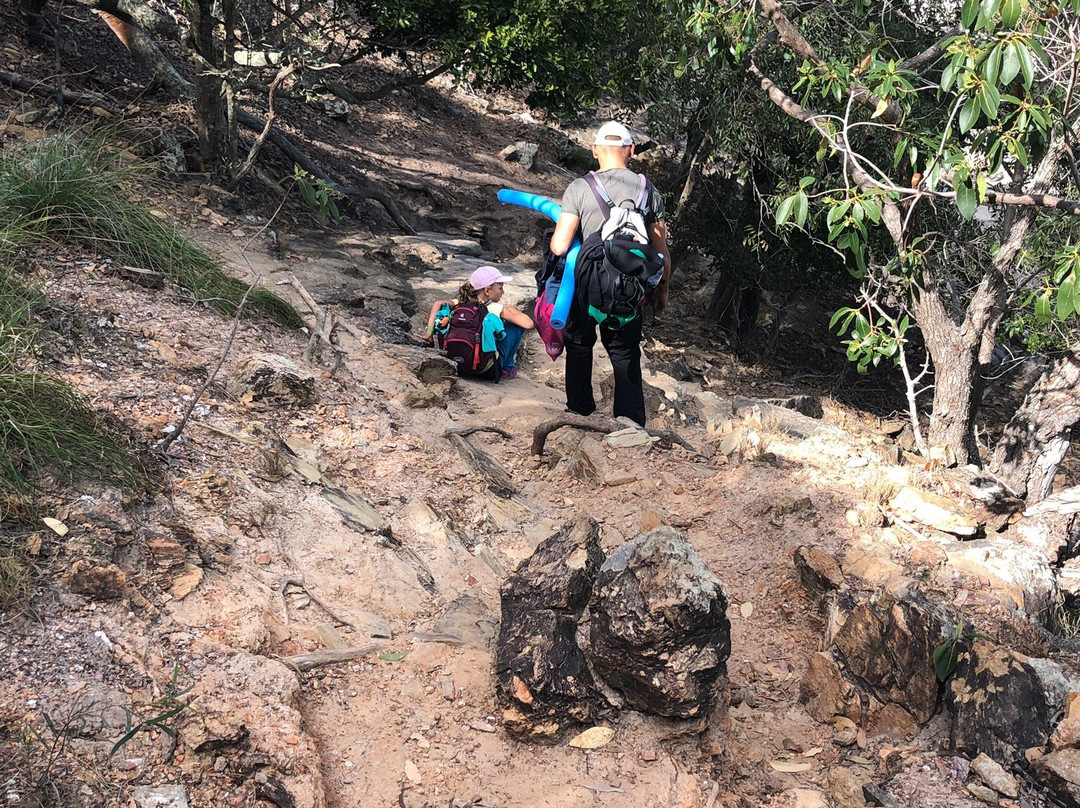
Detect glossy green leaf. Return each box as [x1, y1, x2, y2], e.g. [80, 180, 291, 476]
[959, 97, 979, 133]
[933, 641, 959, 682]
[941, 59, 959, 92]
[977, 0, 1002, 29]
[1035, 293, 1052, 324]
[1000, 43, 1021, 84]
[379, 651, 409, 662]
[793, 192, 808, 226]
[983, 43, 1002, 86]
[956, 182, 978, 221]
[775, 194, 796, 226]
[961, 0, 980, 27]
[1000, 0, 1021, 27]
[979, 83, 1001, 118]
[1017, 41, 1034, 86]
[893, 137, 909, 168]
[1057, 279, 1075, 320]
[826, 200, 850, 227]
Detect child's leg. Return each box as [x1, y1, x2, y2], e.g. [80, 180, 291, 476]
[497, 322, 526, 369]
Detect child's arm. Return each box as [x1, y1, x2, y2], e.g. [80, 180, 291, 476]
[418, 299, 451, 342]
[501, 305, 534, 330]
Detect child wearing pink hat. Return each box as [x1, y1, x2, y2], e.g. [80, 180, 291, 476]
[419, 265, 534, 380]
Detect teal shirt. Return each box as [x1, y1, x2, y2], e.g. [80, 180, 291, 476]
[482, 311, 505, 354]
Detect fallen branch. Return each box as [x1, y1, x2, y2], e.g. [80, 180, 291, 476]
[278, 643, 387, 672]
[442, 425, 513, 439]
[277, 274, 338, 365]
[159, 272, 258, 454]
[280, 578, 357, 631]
[231, 62, 295, 188]
[530, 413, 699, 457]
[0, 68, 118, 113]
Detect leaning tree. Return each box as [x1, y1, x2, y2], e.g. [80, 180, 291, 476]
[669, 0, 1080, 490]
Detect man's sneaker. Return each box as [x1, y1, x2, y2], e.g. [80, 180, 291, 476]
[500, 367, 518, 380]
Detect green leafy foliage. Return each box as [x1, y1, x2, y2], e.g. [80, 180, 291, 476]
[933, 624, 992, 682]
[830, 305, 910, 373]
[336, 0, 659, 115]
[292, 167, 341, 220]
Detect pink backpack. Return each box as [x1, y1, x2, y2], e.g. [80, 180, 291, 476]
[533, 291, 564, 361]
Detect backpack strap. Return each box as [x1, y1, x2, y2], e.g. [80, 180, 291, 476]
[584, 172, 615, 223]
[633, 173, 648, 212]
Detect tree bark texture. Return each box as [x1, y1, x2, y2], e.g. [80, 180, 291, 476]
[991, 352, 1080, 502]
[188, 0, 232, 170]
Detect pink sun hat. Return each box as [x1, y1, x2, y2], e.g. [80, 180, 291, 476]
[469, 265, 513, 290]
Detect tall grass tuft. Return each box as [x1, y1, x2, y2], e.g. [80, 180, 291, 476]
[0, 133, 301, 328]
[0, 217, 148, 533]
[0, 372, 147, 518]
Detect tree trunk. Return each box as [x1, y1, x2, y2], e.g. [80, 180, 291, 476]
[915, 184, 1039, 465]
[188, 0, 232, 171]
[912, 282, 987, 464]
[990, 352, 1080, 502]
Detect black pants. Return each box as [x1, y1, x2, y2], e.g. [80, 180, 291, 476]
[564, 306, 646, 426]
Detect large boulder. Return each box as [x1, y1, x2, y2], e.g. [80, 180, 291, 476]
[832, 592, 944, 724]
[947, 639, 1052, 761]
[495, 517, 605, 740]
[588, 527, 731, 718]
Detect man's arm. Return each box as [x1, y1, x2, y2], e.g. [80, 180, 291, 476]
[549, 212, 580, 257]
[648, 219, 672, 316]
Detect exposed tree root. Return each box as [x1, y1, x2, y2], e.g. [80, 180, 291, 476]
[530, 413, 700, 456]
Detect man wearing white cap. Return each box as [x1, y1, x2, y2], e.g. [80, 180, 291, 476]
[548, 121, 671, 426]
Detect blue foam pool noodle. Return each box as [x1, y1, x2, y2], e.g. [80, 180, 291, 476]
[496, 189, 579, 330]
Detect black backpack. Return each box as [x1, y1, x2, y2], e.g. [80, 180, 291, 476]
[443, 301, 496, 374]
[579, 172, 665, 320]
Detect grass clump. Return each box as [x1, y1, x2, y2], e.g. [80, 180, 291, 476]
[0, 214, 147, 526]
[0, 132, 302, 328]
[0, 372, 147, 516]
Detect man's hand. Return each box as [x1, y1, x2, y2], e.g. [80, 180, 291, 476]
[652, 283, 669, 317]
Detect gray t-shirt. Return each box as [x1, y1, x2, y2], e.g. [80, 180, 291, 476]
[560, 168, 665, 240]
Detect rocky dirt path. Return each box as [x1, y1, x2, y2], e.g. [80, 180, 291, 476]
[0, 212, 905, 808]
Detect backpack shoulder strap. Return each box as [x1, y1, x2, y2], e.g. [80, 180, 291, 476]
[634, 173, 648, 210]
[584, 172, 615, 222]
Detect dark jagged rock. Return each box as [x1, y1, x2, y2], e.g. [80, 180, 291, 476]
[947, 639, 1052, 761]
[500, 516, 604, 613]
[794, 545, 845, 597]
[832, 593, 943, 724]
[799, 651, 862, 723]
[588, 527, 731, 719]
[495, 517, 605, 740]
[497, 610, 598, 740]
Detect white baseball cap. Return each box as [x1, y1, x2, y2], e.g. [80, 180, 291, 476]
[594, 121, 634, 146]
[469, 265, 512, 290]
